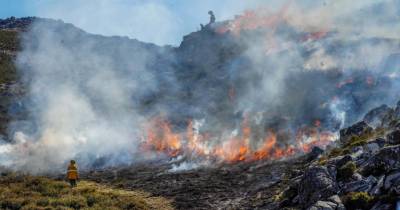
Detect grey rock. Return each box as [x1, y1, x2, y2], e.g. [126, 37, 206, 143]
[350, 147, 364, 160]
[370, 201, 393, 210]
[387, 130, 400, 145]
[361, 145, 400, 175]
[351, 172, 363, 181]
[364, 142, 380, 154]
[327, 195, 345, 210]
[370, 137, 386, 148]
[341, 175, 377, 193]
[299, 166, 339, 207]
[384, 170, 400, 190]
[328, 155, 352, 168]
[307, 201, 337, 210]
[340, 121, 372, 145]
[369, 175, 385, 196]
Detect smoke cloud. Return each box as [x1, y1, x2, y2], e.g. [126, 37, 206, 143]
[0, 0, 399, 173]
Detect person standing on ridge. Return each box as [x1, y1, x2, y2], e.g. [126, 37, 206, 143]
[67, 160, 79, 188]
[208, 10, 216, 24]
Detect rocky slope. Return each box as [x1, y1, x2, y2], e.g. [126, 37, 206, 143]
[79, 101, 400, 210]
[0, 17, 28, 138]
[277, 102, 400, 209]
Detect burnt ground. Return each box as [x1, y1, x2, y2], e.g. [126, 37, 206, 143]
[80, 157, 309, 210]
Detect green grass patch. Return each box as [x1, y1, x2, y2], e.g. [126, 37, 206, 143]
[0, 30, 19, 51]
[0, 174, 174, 210]
[342, 192, 374, 210]
[0, 53, 17, 84]
[337, 161, 357, 181]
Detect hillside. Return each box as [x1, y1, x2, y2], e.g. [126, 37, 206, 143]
[0, 173, 173, 210]
[0, 15, 400, 210]
[0, 19, 23, 137]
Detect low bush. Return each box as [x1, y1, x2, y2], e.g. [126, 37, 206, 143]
[337, 161, 357, 181]
[342, 192, 373, 210]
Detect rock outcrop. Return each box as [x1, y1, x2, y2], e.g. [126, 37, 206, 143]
[282, 101, 400, 210]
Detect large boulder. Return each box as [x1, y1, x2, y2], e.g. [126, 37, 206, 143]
[341, 176, 377, 193]
[298, 166, 339, 207]
[369, 175, 384, 196]
[383, 170, 400, 193]
[361, 145, 400, 175]
[363, 142, 381, 154]
[339, 121, 372, 145]
[386, 130, 400, 145]
[307, 201, 337, 210]
[307, 195, 345, 210]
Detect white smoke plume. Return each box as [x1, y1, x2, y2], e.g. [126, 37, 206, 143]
[0, 0, 399, 173]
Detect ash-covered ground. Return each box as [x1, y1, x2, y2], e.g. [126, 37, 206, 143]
[81, 157, 308, 209]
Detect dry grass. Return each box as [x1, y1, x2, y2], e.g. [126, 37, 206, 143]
[0, 173, 174, 210]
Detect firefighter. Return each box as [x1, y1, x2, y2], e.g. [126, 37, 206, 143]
[67, 160, 79, 187]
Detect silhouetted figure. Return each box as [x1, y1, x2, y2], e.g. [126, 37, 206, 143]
[67, 160, 79, 187]
[208, 11, 215, 24]
[200, 11, 216, 30]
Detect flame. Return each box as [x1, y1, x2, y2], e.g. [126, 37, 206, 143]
[142, 118, 182, 157]
[216, 2, 291, 35]
[141, 115, 337, 163]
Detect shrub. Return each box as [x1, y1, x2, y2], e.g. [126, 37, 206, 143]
[342, 192, 373, 210]
[57, 195, 86, 209]
[36, 198, 50, 207]
[85, 195, 96, 207]
[0, 198, 24, 210]
[328, 148, 343, 158]
[337, 161, 357, 180]
[347, 136, 368, 147]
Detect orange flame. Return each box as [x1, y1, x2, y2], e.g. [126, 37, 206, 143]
[141, 116, 336, 162]
[216, 2, 291, 35]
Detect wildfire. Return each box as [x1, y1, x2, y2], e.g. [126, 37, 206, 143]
[141, 116, 336, 163]
[215, 2, 291, 35]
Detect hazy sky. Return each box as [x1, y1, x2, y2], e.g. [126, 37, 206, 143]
[0, 0, 397, 45]
[0, 0, 279, 45]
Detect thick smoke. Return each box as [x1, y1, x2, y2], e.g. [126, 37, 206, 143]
[0, 0, 400, 173]
[1, 20, 167, 173]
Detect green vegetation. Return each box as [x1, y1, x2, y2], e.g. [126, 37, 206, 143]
[0, 30, 19, 51]
[337, 161, 357, 180]
[0, 30, 19, 84]
[342, 192, 374, 210]
[0, 53, 17, 84]
[319, 127, 388, 164]
[0, 174, 174, 210]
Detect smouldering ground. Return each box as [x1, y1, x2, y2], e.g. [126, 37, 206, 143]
[82, 157, 310, 210]
[0, 173, 174, 210]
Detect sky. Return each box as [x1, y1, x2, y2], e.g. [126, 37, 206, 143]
[0, 0, 398, 45]
[0, 0, 278, 45]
